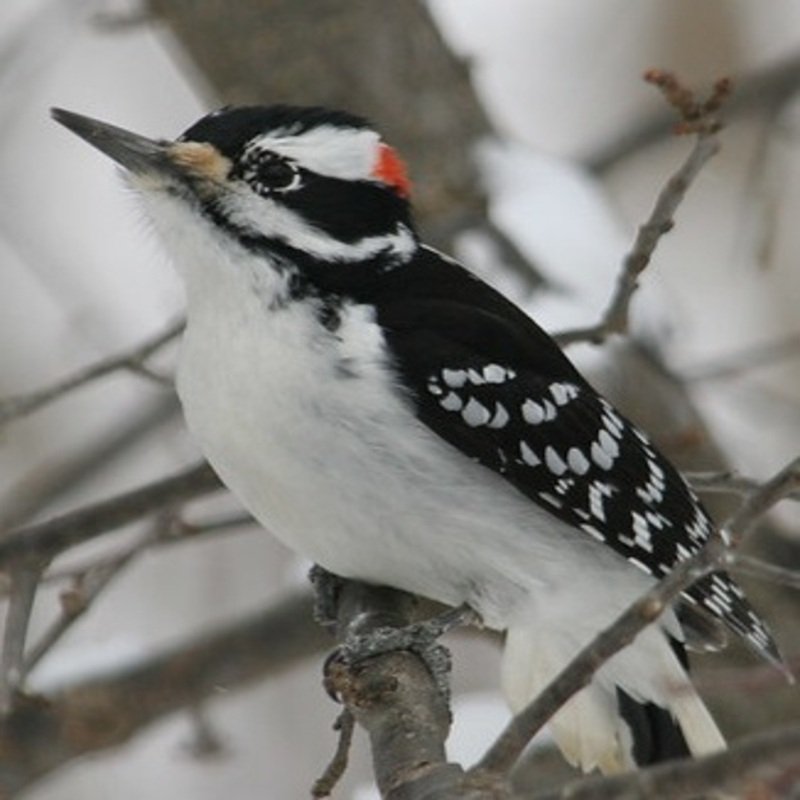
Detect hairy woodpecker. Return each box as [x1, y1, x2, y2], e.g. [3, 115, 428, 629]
[52, 105, 780, 773]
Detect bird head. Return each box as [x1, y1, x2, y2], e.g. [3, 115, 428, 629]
[51, 105, 418, 277]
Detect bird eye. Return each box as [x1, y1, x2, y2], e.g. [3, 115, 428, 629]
[236, 150, 301, 194]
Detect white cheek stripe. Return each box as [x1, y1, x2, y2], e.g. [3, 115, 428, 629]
[250, 126, 381, 182]
[226, 195, 416, 263]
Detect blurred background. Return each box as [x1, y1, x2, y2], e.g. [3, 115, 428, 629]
[0, 1, 799, 797]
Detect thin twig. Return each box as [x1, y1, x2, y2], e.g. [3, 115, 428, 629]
[22, 519, 171, 678]
[0, 511, 256, 599]
[723, 454, 800, 547]
[0, 461, 223, 569]
[556, 131, 719, 346]
[0, 318, 184, 427]
[686, 469, 800, 502]
[585, 52, 800, 173]
[0, 562, 45, 712]
[0, 394, 180, 530]
[469, 454, 800, 780]
[730, 553, 800, 592]
[311, 710, 356, 798]
[19, 510, 260, 674]
[556, 72, 727, 347]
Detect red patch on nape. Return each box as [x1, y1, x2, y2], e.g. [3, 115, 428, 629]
[372, 143, 411, 198]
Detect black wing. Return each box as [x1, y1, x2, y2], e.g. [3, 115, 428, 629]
[372, 249, 779, 664]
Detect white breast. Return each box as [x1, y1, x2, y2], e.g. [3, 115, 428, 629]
[150, 195, 653, 633]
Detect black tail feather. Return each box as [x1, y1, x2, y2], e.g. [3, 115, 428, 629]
[616, 637, 691, 766]
[616, 688, 691, 765]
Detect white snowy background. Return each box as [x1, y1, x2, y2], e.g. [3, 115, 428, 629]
[1, 1, 798, 798]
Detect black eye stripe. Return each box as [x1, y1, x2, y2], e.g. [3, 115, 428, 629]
[233, 148, 301, 193]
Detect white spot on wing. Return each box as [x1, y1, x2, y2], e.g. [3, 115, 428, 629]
[581, 523, 605, 542]
[566, 447, 590, 475]
[539, 491, 562, 509]
[520, 440, 540, 466]
[597, 429, 619, 459]
[631, 512, 653, 552]
[521, 399, 545, 425]
[440, 392, 463, 412]
[627, 556, 653, 575]
[549, 382, 578, 406]
[591, 441, 614, 470]
[544, 446, 567, 476]
[488, 403, 509, 429]
[427, 381, 443, 396]
[483, 364, 507, 384]
[550, 383, 568, 405]
[442, 369, 467, 388]
[462, 397, 491, 427]
[589, 481, 613, 520]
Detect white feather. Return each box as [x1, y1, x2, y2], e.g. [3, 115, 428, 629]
[250, 125, 381, 181]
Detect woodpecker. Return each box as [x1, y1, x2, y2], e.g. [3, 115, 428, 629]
[52, 105, 781, 774]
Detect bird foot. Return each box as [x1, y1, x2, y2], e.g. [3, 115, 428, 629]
[326, 603, 480, 704]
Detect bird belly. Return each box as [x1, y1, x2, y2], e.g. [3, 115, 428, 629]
[176, 297, 654, 632]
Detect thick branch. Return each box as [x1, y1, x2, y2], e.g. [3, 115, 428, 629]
[0, 591, 327, 797]
[325, 582, 472, 800]
[0, 462, 223, 568]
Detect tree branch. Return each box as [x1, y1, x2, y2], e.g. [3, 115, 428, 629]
[723, 455, 800, 546]
[585, 51, 800, 173]
[730, 554, 800, 592]
[532, 723, 800, 800]
[0, 394, 180, 529]
[21, 521, 168, 679]
[0, 564, 44, 713]
[0, 318, 183, 428]
[0, 591, 328, 797]
[0, 461, 223, 569]
[324, 582, 471, 800]
[556, 72, 727, 347]
[556, 130, 719, 346]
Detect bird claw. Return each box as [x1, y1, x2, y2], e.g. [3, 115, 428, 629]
[323, 604, 480, 704]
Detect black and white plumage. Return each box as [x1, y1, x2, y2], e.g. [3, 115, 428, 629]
[53, 104, 780, 773]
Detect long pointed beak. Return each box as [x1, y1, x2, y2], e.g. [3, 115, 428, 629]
[51, 108, 175, 176]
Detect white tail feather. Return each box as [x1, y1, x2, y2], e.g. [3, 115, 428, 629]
[502, 623, 725, 774]
[669, 690, 726, 755]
